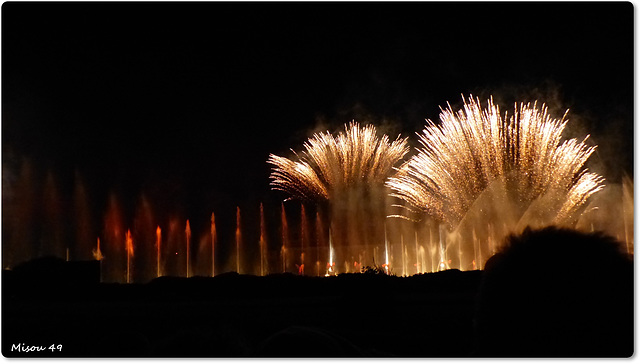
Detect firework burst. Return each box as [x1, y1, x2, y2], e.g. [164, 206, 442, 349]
[387, 95, 605, 228]
[268, 122, 409, 201]
[268, 122, 409, 272]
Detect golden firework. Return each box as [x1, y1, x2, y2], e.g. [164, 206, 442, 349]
[387, 95, 604, 228]
[268, 122, 409, 201]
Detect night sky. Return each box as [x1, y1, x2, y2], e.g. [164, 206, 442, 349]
[2, 2, 633, 261]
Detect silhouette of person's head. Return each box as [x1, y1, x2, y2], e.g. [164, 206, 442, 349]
[153, 326, 251, 357]
[255, 325, 366, 357]
[473, 226, 633, 357]
[95, 329, 152, 357]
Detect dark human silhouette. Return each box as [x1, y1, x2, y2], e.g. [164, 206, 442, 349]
[95, 330, 152, 357]
[152, 326, 251, 357]
[473, 226, 633, 357]
[255, 325, 368, 357]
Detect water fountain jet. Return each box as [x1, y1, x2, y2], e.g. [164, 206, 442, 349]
[156, 226, 161, 277]
[185, 220, 191, 277]
[281, 202, 288, 273]
[211, 212, 216, 277]
[259, 203, 267, 276]
[235, 207, 241, 274]
[126, 229, 133, 283]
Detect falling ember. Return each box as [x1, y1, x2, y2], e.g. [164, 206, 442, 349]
[156, 226, 161, 277]
[93, 237, 103, 261]
[185, 220, 191, 278]
[211, 212, 216, 277]
[126, 229, 133, 283]
[236, 206, 241, 274]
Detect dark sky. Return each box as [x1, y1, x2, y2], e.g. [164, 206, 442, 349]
[2, 2, 633, 238]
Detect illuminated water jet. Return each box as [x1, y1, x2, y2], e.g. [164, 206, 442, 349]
[326, 226, 335, 276]
[126, 229, 133, 283]
[259, 203, 266, 276]
[102, 194, 124, 282]
[414, 230, 419, 274]
[94, 237, 104, 282]
[300, 204, 308, 275]
[383, 225, 390, 274]
[315, 210, 324, 277]
[93, 238, 103, 261]
[185, 220, 191, 277]
[298, 252, 305, 275]
[156, 226, 161, 277]
[281, 202, 288, 273]
[211, 212, 217, 277]
[235, 207, 241, 274]
[401, 235, 406, 277]
[438, 225, 447, 271]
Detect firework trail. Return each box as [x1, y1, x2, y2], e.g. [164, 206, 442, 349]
[267, 122, 409, 201]
[387, 95, 604, 229]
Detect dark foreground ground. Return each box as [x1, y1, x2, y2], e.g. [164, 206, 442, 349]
[3, 253, 635, 358]
[2, 257, 483, 358]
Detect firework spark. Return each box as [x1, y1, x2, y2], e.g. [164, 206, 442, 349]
[387, 95, 604, 228]
[267, 122, 409, 201]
